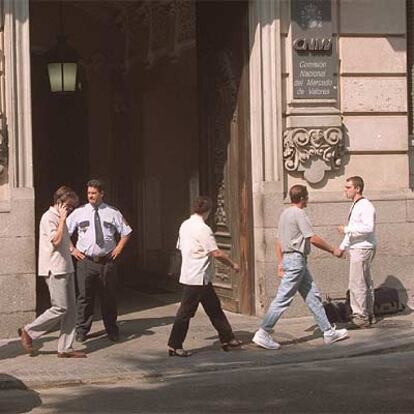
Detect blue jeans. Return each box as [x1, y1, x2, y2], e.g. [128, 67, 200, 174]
[261, 253, 332, 333]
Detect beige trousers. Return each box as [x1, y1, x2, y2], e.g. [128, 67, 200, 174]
[349, 248, 376, 320]
[25, 273, 76, 353]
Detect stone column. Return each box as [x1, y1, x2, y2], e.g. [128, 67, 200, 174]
[0, 0, 36, 337]
[4, 0, 33, 188]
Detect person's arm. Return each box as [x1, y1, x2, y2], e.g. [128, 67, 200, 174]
[276, 239, 284, 278]
[110, 234, 131, 260]
[310, 235, 342, 257]
[51, 203, 69, 248]
[109, 211, 133, 260]
[295, 210, 340, 257]
[200, 224, 239, 271]
[70, 241, 86, 260]
[338, 232, 350, 252]
[210, 249, 240, 271]
[66, 210, 86, 260]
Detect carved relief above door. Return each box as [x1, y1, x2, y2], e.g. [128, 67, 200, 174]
[72, 0, 196, 69]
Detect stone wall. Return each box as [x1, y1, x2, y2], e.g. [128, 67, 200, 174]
[251, 0, 413, 318]
[0, 189, 36, 337]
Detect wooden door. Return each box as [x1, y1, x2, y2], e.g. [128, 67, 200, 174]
[197, 1, 254, 314]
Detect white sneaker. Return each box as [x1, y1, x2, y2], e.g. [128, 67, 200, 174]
[252, 328, 280, 350]
[323, 327, 349, 345]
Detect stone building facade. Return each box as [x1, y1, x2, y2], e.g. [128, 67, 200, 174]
[251, 0, 412, 317]
[0, 0, 412, 337]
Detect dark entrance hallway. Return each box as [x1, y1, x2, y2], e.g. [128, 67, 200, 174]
[29, 0, 253, 315]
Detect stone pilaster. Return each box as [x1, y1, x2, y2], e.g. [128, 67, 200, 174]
[0, 0, 36, 337]
[249, 0, 285, 316]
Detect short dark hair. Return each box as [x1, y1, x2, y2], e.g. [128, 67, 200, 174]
[289, 185, 308, 204]
[53, 186, 79, 207]
[87, 179, 105, 192]
[347, 176, 364, 194]
[192, 196, 213, 214]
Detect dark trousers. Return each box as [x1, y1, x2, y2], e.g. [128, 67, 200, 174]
[168, 283, 235, 349]
[76, 259, 119, 336]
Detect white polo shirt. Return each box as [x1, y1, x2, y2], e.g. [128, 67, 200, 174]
[178, 214, 219, 286]
[38, 207, 74, 276]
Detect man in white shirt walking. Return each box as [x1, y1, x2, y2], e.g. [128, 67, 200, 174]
[167, 196, 242, 357]
[338, 176, 377, 328]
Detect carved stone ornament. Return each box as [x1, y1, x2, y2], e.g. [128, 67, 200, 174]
[214, 182, 227, 227]
[283, 127, 344, 184]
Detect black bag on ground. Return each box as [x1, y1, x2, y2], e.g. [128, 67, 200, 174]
[323, 296, 352, 324]
[374, 286, 404, 316]
[324, 287, 404, 323]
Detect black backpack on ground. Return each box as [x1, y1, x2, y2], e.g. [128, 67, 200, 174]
[374, 286, 405, 315]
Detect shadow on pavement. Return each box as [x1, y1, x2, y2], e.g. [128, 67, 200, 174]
[0, 374, 42, 413]
[117, 286, 181, 317]
[81, 316, 176, 354]
[24, 316, 176, 357]
[0, 337, 55, 361]
[377, 275, 413, 316]
[26, 346, 414, 414]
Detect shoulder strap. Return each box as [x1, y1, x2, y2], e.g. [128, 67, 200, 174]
[347, 197, 365, 222]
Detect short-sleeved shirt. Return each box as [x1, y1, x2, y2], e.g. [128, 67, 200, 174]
[277, 206, 315, 256]
[67, 202, 132, 257]
[178, 214, 219, 286]
[38, 207, 74, 276]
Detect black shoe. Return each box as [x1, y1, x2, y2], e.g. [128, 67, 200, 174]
[75, 332, 87, 343]
[168, 348, 192, 357]
[107, 332, 120, 342]
[221, 339, 243, 352]
[346, 318, 371, 330]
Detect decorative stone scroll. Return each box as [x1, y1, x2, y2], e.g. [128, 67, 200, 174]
[283, 127, 344, 184]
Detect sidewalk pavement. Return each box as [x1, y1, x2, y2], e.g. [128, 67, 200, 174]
[1, 288, 413, 390]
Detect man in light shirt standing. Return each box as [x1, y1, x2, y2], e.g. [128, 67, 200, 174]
[18, 186, 86, 358]
[67, 179, 132, 343]
[338, 176, 377, 328]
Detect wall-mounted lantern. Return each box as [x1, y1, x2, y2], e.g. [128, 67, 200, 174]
[45, 2, 80, 93]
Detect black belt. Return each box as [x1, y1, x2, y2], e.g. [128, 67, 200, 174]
[85, 255, 110, 264]
[283, 251, 305, 256]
